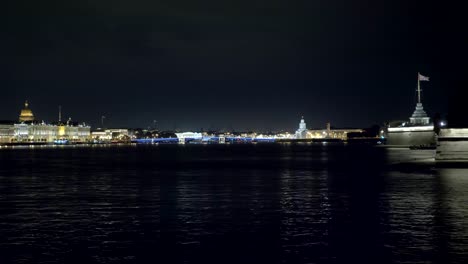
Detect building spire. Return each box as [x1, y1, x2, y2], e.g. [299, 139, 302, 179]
[59, 105, 62, 122]
[25, 100, 29, 108]
[417, 72, 422, 104]
[410, 73, 431, 125]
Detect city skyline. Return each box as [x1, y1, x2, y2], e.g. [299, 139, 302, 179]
[1, 86, 442, 132]
[2, 0, 465, 130]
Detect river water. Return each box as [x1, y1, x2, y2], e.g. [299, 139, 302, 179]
[1, 144, 468, 263]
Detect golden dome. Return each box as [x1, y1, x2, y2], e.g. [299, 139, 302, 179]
[19, 100, 35, 122]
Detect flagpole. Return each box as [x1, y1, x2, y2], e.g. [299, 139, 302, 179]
[417, 72, 421, 104]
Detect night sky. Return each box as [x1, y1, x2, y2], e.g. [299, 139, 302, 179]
[1, 0, 466, 131]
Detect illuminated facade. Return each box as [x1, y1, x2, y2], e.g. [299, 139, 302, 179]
[0, 101, 91, 144]
[9, 123, 91, 143]
[409, 103, 430, 125]
[294, 117, 363, 140]
[0, 123, 15, 144]
[295, 117, 308, 139]
[306, 128, 364, 140]
[91, 129, 129, 142]
[176, 132, 202, 139]
[175, 132, 203, 143]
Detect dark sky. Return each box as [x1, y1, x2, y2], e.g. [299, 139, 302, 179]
[1, 0, 466, 131]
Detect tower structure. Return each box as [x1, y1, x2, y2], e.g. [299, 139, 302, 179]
[386, 73, 435, 146]
[409, 73, 430, 125]
[295, 116, 308, 139]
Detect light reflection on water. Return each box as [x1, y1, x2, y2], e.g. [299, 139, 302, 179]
[0, 144, 468, 263]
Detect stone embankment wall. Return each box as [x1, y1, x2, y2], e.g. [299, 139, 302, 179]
[436, 129, 468, 161]
[386, 130, 435, 146]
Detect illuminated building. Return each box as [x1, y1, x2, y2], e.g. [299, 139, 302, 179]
[91, 129, 129, 142]
[295, 116, 308, 139]
[19, 101, 35, 122]
[386, 75, 435, 146]
[294, 117, 363, 140]
[9, 123, 91, 144]
[175, 132, 203, 143]
[0, 122, 15, 144]
[175, 132, 202, 139]
[0, 102, 91, 144]
[409, 103, 430, 125]
[306, 126, 364, 140]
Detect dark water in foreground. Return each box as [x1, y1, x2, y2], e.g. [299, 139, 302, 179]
[1, 144, 468, 264]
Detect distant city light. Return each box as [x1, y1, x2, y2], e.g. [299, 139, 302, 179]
[440, 121, 446, 127]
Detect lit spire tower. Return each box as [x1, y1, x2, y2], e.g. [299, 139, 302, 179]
[409, 73, 431, 125]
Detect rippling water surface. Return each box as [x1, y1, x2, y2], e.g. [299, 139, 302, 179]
[1, 144, 468, 264]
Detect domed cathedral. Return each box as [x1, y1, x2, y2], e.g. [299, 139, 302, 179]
[19, 101, 35, 122]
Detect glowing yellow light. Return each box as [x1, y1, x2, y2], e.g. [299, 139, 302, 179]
[58, 126, 66, 137]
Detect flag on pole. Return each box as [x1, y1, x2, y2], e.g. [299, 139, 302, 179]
[418, 73, 430, 81]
